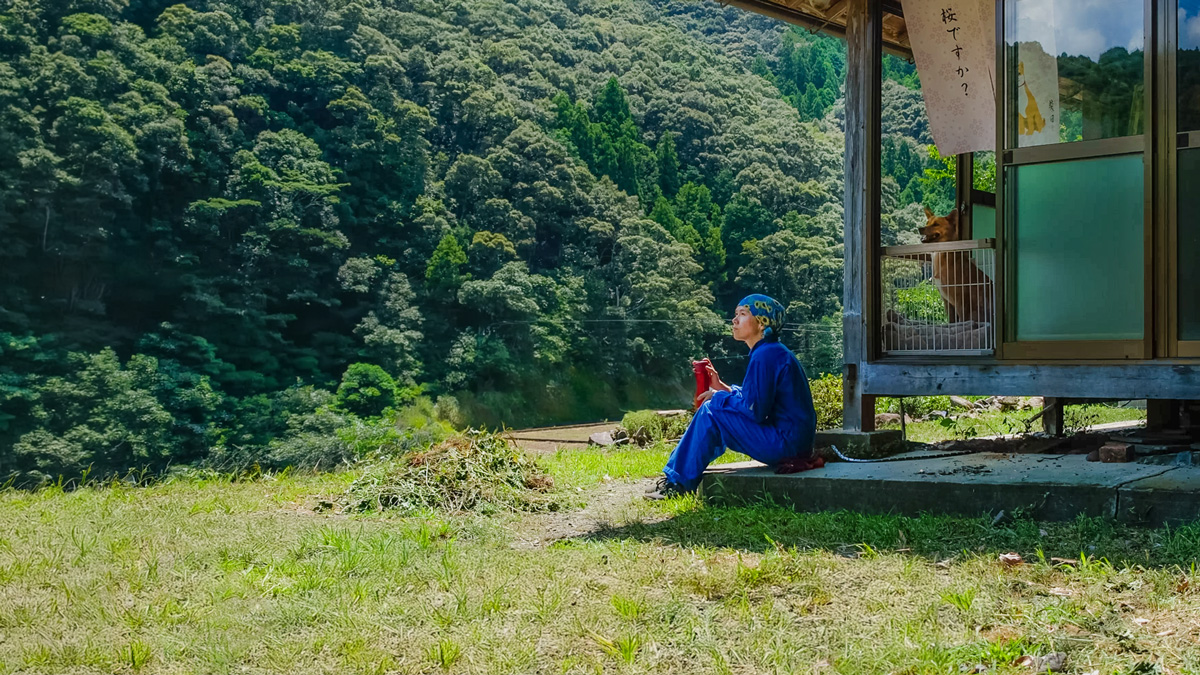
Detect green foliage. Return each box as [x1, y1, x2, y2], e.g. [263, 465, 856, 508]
[263, 396, 452, 470]
[894, 280, 949, 324]
[875, 395, 953, 420]
[8, 349, 221, 484]
[340, 430, 557, 514]
[425, 235, 470, 295]
[1064, 403, 1103, 435]
[0, 0, 912, 471]
[772, 29, 845, 119]
[917, 145, 957, 216]
[808, 373, 843, 430]
[656, 132, 681, 197]
[336, 364, 398, 419]
[941, 587, 977, 612]
[619, 410, 692, 443]
[736, 226, 842, 326]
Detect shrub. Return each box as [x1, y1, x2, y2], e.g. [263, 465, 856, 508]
[340, 430, 557, 514]
[619, 409, 692, 443]
[217, 384, 334, 452]
[335, 363, 397, 418]
[894, 279, 948, 323]
[809, 373, 843, 430]
[263, 405, 354, 470]
[264, 397, 453, 470]
[875, 395, 954, 420]
[7, 349, 222, 485]
[433, 395, 466, 428]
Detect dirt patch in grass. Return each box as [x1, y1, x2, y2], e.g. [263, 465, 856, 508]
[508, 477, 665, 548]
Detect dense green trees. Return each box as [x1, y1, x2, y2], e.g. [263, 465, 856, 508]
[0, 0, 948, 481]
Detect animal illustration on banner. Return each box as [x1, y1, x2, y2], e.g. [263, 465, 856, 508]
[1013, 41, 1060, 146]
[1010, 0, 1061, 146]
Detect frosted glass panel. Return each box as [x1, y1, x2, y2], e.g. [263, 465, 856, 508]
[971, 204, 996, 270]
[1011, 155, 1144, 341]
[973, 204, 996, 239]
[1181, 149, 1200, 339]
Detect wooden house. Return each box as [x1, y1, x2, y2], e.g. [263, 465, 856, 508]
[725, 0, 1200, 436]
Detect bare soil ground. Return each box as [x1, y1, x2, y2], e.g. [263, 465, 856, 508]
[506, 422, 616, 453]
[509, 477, 662, 548]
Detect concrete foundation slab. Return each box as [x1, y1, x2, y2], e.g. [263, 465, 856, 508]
[1119, 470, 1200, 526]
[701, 454, 1188, 524]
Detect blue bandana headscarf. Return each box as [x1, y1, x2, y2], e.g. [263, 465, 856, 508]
[737, 294, 785, 341]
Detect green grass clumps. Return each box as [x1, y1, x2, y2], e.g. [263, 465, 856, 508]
[618, 409, 691, 443]
[339, 429, 558, 514]
[7, 471, 1200, 674]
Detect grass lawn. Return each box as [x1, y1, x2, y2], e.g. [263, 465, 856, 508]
[3, 442, 1198, 674]
[882, 403, 1147, 445]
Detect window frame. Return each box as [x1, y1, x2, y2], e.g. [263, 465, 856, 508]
[997, 0, 1155, 361]
[1164, 0, 1200, 356]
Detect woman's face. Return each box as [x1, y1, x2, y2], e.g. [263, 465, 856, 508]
[731, 305, 764, 343]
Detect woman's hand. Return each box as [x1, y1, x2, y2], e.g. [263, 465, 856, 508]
[706, 364, 732, 393]
[695, 388, 716, 405]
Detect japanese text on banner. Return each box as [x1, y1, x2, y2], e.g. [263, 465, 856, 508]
[903, 0, 997, 156]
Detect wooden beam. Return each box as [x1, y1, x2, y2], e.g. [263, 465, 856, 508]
[841, 0, 882, 432]
[822, 0, 850, 20]
[882, 238, 994, 256]
[882, 14, 907, 44]
[861, 363, 1200, 399]
[717, 0, 913, 59]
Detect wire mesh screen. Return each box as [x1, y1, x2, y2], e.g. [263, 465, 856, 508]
[881, 241, 996, 355]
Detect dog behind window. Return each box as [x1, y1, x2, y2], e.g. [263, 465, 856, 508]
[918, 207, 993, 324]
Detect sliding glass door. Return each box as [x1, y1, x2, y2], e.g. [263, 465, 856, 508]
[1174, 0, 1200, 354]
[1000, 0, 1150, 359]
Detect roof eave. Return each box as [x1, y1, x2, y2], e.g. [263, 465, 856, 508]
[720, 0, 913, 60]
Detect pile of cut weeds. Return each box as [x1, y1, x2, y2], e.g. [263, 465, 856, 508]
[341, 430, 559, 514]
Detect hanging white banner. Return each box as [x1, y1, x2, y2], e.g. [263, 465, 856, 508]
[902, 0, 997, 156]
[1012, 40, 1061, 147]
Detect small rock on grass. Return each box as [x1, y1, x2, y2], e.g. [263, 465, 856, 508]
[999, 552, 1024, 567]
[589, 431, 615, 446]
[1015, 652, 1065, 672]
[949, 395, 974, 409]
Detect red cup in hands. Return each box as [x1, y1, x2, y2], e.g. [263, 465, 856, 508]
[692, 358, 712, 409]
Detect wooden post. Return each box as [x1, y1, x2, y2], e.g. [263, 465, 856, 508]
[1041, 397, 1064, 437]
[1147, 399, 1180, 430]
[842, 0, 882, 432]
[955, 153, 973, 238]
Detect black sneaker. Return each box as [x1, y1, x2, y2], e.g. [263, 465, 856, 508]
[645, 476, 671, 494]
[643, 478, 694, 501]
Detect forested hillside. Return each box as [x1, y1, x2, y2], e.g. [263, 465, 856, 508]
[0, 0, 944, 481]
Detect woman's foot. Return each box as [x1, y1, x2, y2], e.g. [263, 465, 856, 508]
[644, 476, 694, 500]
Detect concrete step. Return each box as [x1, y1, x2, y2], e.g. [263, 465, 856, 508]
[700, 453, 1200, 526]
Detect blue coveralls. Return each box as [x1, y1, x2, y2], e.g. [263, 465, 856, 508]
[663, 340, 817, 490]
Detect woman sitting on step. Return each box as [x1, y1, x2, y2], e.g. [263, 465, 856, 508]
[645, 294, 818, 500]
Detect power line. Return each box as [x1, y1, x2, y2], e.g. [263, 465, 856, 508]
[482, 318, 843, 332]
